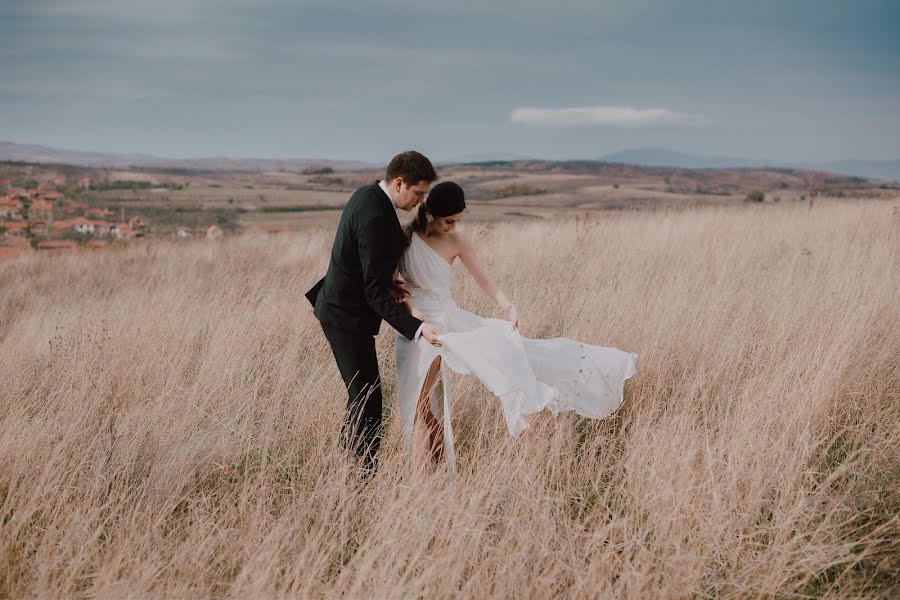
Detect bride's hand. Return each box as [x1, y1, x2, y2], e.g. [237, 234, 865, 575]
[421, 323, 443, 347]
[505, 304, 520, 332]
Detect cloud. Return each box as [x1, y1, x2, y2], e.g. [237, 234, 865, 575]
[510, 105, 705, 127]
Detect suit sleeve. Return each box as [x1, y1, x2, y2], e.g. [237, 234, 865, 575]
[357, 215, 423, 340]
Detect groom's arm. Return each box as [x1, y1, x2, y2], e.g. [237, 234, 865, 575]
[394, 267, 426, 341]
[357, 215, 423, 341]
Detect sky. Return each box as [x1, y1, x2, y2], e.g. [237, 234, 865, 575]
[1, 0, 899, 163]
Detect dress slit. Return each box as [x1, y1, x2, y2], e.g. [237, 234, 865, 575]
[412, 356, 458, 476]
[415, 357, 443, 456]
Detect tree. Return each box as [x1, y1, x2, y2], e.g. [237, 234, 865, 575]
[744, 190, 765, 203]
[302, 166, 335, 175]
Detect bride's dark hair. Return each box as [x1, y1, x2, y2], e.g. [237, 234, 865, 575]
[403, 181, 466, 249]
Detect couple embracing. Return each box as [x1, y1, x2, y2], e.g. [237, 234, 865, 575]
[306, 151, 637, 476]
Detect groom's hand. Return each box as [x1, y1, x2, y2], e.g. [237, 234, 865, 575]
[388, 278, 410, 303]
[421, 323, 443, 347]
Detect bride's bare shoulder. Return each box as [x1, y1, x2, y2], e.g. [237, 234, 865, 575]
[448, 230, 476, 256]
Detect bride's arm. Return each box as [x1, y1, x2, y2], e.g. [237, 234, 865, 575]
[455, 232, 520, 330]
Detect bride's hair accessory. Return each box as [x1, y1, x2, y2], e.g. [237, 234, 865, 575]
[425, 181, 466, 217]
[425, 211, 434, 223]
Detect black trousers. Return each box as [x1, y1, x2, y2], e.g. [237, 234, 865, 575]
[321, 324, 383, 471]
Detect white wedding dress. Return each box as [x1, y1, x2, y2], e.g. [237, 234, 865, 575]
[395, 232, 638, 474]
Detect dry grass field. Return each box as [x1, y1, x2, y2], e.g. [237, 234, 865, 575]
[1, 200, 898, 598]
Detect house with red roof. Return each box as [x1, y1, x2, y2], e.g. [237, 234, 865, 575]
[128, 216, 147, 236]
[37, 240, 77, 252]
[29, 220, 48, 236]
[2, 221, 28, 236]
[206, 225, 223, 240]
[176, 226, 193, 239]
[61, 202, 89, 217]
[86, 208, 115, 219]
[71, 217, 95, 234]
[0, 198, 22, 219]
[54, 174, 66, 186]
[79, 177, 91, 190]
[93, 220, 113, 237]
[114, 223, 134, 240]
[30, 199, 54, 217]
[1, 236, 30, 249]
[52, 220, 73, 233]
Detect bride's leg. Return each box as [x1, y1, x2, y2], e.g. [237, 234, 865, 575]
[414, 356, 445, 465]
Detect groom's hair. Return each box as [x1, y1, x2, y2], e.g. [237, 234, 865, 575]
[385, 151, 438, 185]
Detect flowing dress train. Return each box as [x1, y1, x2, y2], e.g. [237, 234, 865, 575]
[395, 233, 638, 474]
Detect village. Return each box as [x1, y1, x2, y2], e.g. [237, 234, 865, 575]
[0, 172, 225, 259]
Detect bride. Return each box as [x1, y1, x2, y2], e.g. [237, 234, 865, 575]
[395, 181, 638, 474]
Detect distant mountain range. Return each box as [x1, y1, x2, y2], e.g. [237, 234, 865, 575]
[0, 142, 376, 172]
[595, 148, 900, 181]
[2, 141, 898, 181]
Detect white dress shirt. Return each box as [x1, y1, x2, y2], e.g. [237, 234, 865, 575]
[379, 179, 425, 342]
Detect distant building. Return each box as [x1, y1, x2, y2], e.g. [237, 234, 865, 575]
[70, 217, 95, 234]
[30, 199, 54, 218]
[93, 221, 113, 237]
[51, 220, 73, 233]
[63, 202, 90, 217]
[0, 198, 22, 219]
[37, 240, 77, 252]
[1, 235, 30, 248]
[206, 225, 223, 240]
[86, 208, 115, 219]
[128, 216, 147, 236]
[2, 221, 28, 236]
[114, 223, 134, 240]
[79, 177, 91, 190]
[54, 174, 67, 186]
[176, 226, 193, 239]
[29, 220, 48, 236]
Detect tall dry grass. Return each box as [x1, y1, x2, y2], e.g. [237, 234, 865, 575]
[1, 200, 898, 598]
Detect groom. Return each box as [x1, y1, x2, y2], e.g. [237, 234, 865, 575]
[306, 150, 443, 472]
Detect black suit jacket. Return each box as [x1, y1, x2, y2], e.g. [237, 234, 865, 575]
[306, 182, 422, 340]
